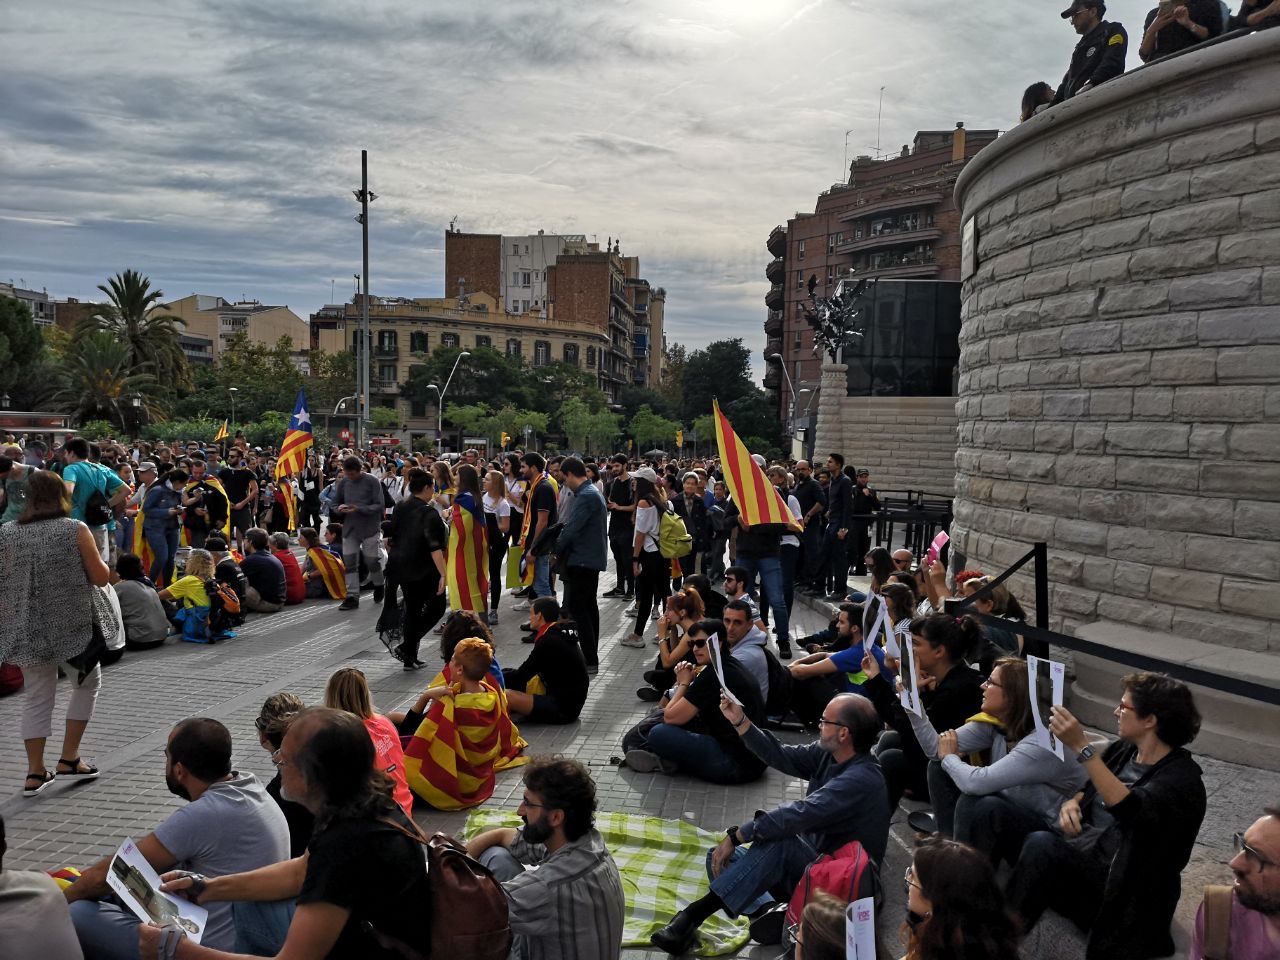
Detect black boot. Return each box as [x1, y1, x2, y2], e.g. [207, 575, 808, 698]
[650, 908, 700, 955]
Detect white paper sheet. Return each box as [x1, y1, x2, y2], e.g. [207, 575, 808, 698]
[845, 896, 876, 959]
[106, 838, 208, 943]
[1027, 655, 1066, 761]
[898, 630, 923, 717]
[708, 637, 743, 706]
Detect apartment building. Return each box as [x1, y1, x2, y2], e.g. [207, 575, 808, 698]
[160, 295, 310, 366]
[0, 282, 55, 326]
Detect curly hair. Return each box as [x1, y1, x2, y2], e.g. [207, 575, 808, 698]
[1123, 673, 1201, 748]
[256, 692, 306, 750]
[440, 610, 493, 663]
[522, 756, 598, 842]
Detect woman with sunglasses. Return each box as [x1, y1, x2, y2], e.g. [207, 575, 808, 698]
[900, 837, 1020, 960]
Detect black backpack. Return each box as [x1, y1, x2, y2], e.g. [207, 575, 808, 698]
[763, 646, 792, 717]
[84, 487, 113, 527]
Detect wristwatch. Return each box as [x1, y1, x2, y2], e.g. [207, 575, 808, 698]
[726, 825, 741, 847]
[1076, 744, 1096, 764]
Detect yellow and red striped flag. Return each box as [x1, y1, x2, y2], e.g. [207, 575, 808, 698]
[448, 492, 489, 612]
[274, 390, 313, 533]
[713, 399, 803, 532]
[307, 547, 347, 600]
[213, 420, 229, 442]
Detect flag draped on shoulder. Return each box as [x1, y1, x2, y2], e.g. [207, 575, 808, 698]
[307, 547, 346, 600]
[448, 491, 489, 612]
[713, 399, 803, 532]
[274, 391, 313, 533]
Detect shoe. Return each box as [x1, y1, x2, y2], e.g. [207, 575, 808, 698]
[56, 758, 100, 781]
[508, 587, 524, 596]
[403, 658, 427, 672]
[620, 634, 647, 648]
[373, 583, 385, 604]
[520, 622, 535, 632]
[622, 591, 634, 600]
[650, 910, 699, 955]
[643, 669, 664, 685]
[625, 749, 676, 774]
[636, 686, 662, 702]
[650, 606, 660, 620]
[824, 593, 847, 602]
[778, 643, 793, 661]
[338, 597, 359, 611]
[586, 663, 599, 675]
[602, 588, 623, 598]
[624, 603, 638, 616]
[486, 610, 499, 626]
[434, 621, 446, 634]
[23, 771, 56, 797]
[512, 599, 531, 612]
[908, 810, 938, 835]
[748, 903, 787, 945]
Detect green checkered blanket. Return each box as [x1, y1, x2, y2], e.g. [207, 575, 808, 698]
[463, 809, 751, 956]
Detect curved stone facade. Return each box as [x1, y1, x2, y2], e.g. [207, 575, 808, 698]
[952, 29, 1280, 655]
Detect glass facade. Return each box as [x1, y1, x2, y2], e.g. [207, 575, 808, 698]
[841, 280, 961, 397]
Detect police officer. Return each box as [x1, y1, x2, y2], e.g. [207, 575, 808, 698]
[1054, 0, 1129, 104]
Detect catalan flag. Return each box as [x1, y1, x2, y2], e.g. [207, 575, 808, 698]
[448, 491, 489, 612]
[274, 390, 313, 533]
[213, 419, 229, 442]
[307, 546, 347, 600]
[712, 399, 803, 532]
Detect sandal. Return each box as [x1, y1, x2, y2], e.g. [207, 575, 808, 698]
[24, 771, 56, 797]
[56, 757, 100, 781]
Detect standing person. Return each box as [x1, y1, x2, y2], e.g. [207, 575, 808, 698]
[482, 468, 511, 626]
[604, 454, 636, 599]
[0, 454, 32, 524]
[849, 468, 880, 577]
[446, 463, 489, 616]
[623, 467, 669, 648]
[822, 453, 853, 601]
[61, 437, 127, 563]
[322, 668, 414, 820]
[726, 459, 792, 660]
[0, 470, 110, 797]
[331, 456, 385, 611]
[516, 452, 557, 604]
[112, 462, 136, 557]
[142, 468, 187, 588]
[670, 471, 708, 587]
[768, 465, 802, 651]
[705, 479, 732, 582]
[553, 457, 608, 673]
[503, 451, 528, 595]
[1055, 0, 1129, 103]
[219, 449, 258, 555]
[385, 468, 447, 670]
[296, 454, 324, 532]
[791, 460, 826, 594]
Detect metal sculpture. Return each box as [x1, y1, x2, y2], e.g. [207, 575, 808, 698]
[801, 274, 868, 361]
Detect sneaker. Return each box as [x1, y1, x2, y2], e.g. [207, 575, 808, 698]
[602, 588, 623, 598]
[624, 603, 638, 617]
[586, 663, 599, 676]
[620, 634, 647, 648]
[338, 597, 359, 611]
[508, 587, 524, 597]
[824, 592, 848, 602]
[622, 591, 634, 600]
[778, 643, 793, 661]
[403, 658, 427, 672]
[486, 610, 499, 626]
[372, 583, 385, 604]
[636, 686, 662, 702]
[643, 669, 664, 686]
[625, 749, 676, 774]
[520, 622, 535, 632]
[512, 599, 531, 612]
[650, 606, 660, 620]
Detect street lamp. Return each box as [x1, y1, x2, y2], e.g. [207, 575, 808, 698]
[130, 393, 143, 439]
[0, 393, 10, 410]
[352, 150, 378, 451]
[228, 387, 239, 440]
[523, 424, 533, 452]
[428, 351, 470, 454]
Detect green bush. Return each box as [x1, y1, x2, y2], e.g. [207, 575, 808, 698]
[76, 420, 118, 441]
[140, 417, 221, 444]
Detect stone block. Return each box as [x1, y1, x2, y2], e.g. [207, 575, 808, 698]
[1007, 208, 1055, 247]
[1120, 171, 1190, 215]
[1078, 490, 1146, 525]
[1149, 568, 1222, 611]
[1080, 215, 1149, 254]
[1010, 510, 1058, 542]
[1202, 461, 1280, 501]
[1090, 388, 1134, 419]
[1148, 197, 1241, 243]
[1008, 392, 1044, 418]
[1218, 229, 1280, 268]
[1106, 526, 1186, 566]
[1023, 266, 1072, 298]
[1198, 306, 1280, 345]
[1018, 329, 1063, 359]
[995, 421, 1036, 450]
[1130, 240, 1221, 280]
[1098, 281, 1170, 317]
[1115, 456, 1201, 491]
[1042, 391, 1089, 419]
[1107, 142, 1170, 183]
[1266, 387, 1280, 418]
[1150, 349, 1217, 385]
[1167, 122, 1256, 168]
[1144, 493, 1235, 535]
[1085, 253, 1132, 286]
[1073, 423, 1107, 454]
[1040, 290, 1099, 320]
[1190, 154, 1280, 199]
[989, 480, 1028, 509]
[1265, 268, 1280, 305]
[1132, 387, 1174, 419]
[1054, 584, 1099, 618]
[988, 333, 1020, 363]
[1104, 422, 1188, 455]
[978, 451, 1010, 478]
[1031, 232, 1085, 269]
[1007, 452, 1058, 481]
[1229, 424, 1280, 461]
[1170, 270, 1262, 310]
[1120, 313, 1199, 349]
[1048, 550, 1085, 584]
[1060, 322, 1122, 355]
[1004, 301, 1045, 332]
[1034, 422, 1074, 454]
[998, 361, 1031, 389]
[990, 245, 1033, 280]
[1257, 116, 1280, 149]
[1173, 386, 1266, 421]
[1055, 454, 1115, 488]
[1241, 188, 1280, 228]
[1171, 608, 1269, 652]
[1091, 186, 1124, 222]
[1017, 179, 1059, 214]
[1027, 359, 1081, 387]
[1079, 353, 1151, 387]
[1058, 158, 1110, 197]
[1080, 556, 1117, 591]
[1185, 534, 1280, 581]
[1235, 500, 1280, 539]
[1221, 580, 1280, 620]
[1026, 483, 1081, 517]
[1051, 194, 1098, 232]
[1188, 424, 1229, 458]
[981, 394, 1011, 419]
[1097, 593, 1174, 630]
[1114, 561, 1154, 599]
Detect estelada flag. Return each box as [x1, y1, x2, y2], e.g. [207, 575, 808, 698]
[307, 547, 346, 600]
[274, 390, 313, 532]
[713, 399, 803, 532]
[448, 492, 489, 612]
[132, 496, 155, 575]
[213, 420, 229, 442]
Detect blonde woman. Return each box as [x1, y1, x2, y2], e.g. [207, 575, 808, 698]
[431, 460, 455, 517]
[323, 667, 414, 818]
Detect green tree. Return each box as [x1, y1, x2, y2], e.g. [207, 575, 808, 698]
[534, 362, 607, 416]
[242, 411, 291, 449]
[402, 346, 534, 411]
[724, 390, 783, 448]
[54, 331, 163, 428]
[369, 406, 400, 430]
[681, 339, 754, 421]
[619, 385, 676, 424]
[83, 270, 189, 390]
[0, 296, 47, 402]
[628, 405, 681, 449]
[658, 342, 687, 413]
[559, 397, 595, 451]
[585, 409, 623, 453]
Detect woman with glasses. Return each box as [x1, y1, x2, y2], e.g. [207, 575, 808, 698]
[785, 890, 847, 960]
[900, 837, 1020, 960]
[254, 692, 313, 857]
[1008, 672, 1206, 959]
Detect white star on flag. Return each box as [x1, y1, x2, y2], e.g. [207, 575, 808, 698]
[295, 406, 310, 427]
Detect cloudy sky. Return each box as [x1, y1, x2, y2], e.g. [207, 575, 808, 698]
[1, 0, 1164, 380]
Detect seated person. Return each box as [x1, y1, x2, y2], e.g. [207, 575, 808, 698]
[400, 638, 527, 810]
[1190, 807, 1280, 960]
[637, 587, 706, 702]
[722, 567, 765, 630]
[900, 838, 1021, 960]
[66, 719, 289, 957]
[787, 603, 888, 726]
[145, 708, 430, 960]
[1009, 673, 1206, 959]
[268, 532, 305, 606]
[622, 619, 767, 784]
[504, 597, 589, 725]
[723, 600, 771, 701]
[389, 611, 506, 735]
[896, 656, 1086, 864]
[111, 553, 169, 651]
[960, 576, 1029, 671]
[1231, 0, 1280, 29]
[0, 813, 84, 960]
[323, 668, 414, 819]
[254, 693, 314, 858]
[158, 548, 214, 640]
[681, 574, 724, 620]
[466, 758, 625, 960]
[204, 536, 247, 611]
[650, 693, 889, 953]
[322, 522, 343, 558]
[296, 527, 344, 600]
[239, 528, 286, 613]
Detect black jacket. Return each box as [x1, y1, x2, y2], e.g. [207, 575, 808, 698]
[1141, 0, 1222, 61]
[864, 664, 985, 777]
[507, 624, 589, 719]
[825, 473, 854, 529]
[1083, 741, 1206, 960]
[386, 496, 445, 582]
[671, 492, 709, 551]
[1055, 20, 1129, 103]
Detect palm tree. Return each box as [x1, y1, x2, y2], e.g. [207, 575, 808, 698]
[54, 331, 163, 429]
[82, 269, 189, 389]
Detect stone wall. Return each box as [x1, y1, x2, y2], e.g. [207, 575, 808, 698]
[837, 396, 959, 495]
[952, 29, 1280, 655]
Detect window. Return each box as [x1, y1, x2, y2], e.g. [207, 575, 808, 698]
[794, 330, 802, 350]
[796, 271, 804, 288]
[826, 266, 835, 286]
[442, 333, 459, 349]
[521, 299, 529, 313]
[521, 271, 532, 286]
[378, 363, 397, 383]
[534, 340, 550, 366]
[410, 400, 427, 417]
[836, 232, 844, 246]
[586, 346, 596, 368]
[511, 301, 520, 312]
[563, 343, 579, 365]
[512, 243, 519, 255]
[512, 272, 520, 286]
[409, 331, 428, 353]
[794, 360, 802, 382]
[507, 338, 522, 358]
[475, 335, 491, 349]
[378, 331, 397, 349]
[798, 239, 806, 259]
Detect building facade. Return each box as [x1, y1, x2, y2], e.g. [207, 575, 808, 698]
[160, 295, 310, 366]
[0, 282, 55, 326]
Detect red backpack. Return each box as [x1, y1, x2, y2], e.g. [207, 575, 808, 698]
[0, 663, 23, 697]
[785, 840, 879, 929]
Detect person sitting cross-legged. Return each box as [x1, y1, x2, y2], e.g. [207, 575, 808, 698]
[466, 757, 625, 960]
[0, 812, 84, 960]
[649, 692, 889, 953]
[268, 533, 305, 606]
[504, 597, 589, 725]
[787, 602, 886, 726]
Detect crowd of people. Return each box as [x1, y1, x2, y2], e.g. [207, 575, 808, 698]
[0, 431, 1274, 960]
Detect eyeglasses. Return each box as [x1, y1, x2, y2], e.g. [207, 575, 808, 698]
[270, 748, 290, 768]
[254, 716, 269, 733]
[904, 863, 921, 894]
[785, 921, 804, 948]
[816, 718, 848, 730]
[519, 796, 549, 810]
[1234, 832, 1276, 872]
[982, 677, 1003, 689]
[1117, 700, 1138, 713]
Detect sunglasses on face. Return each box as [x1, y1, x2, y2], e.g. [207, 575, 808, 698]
[690, 638, 709, 649]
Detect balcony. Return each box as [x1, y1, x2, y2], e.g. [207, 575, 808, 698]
[765, 284, 783, 310]
[763, 367, 782, 389]
[371, 378, 399, 393]
[837, 226, 942, 255]
[374, 344, 399, 357]
[850, 252, 942, 280]
[765, 257, 785, 283]
[764, 309, 783, 335]
[767, 224, 787, 257]
[837, 190, 944, 223]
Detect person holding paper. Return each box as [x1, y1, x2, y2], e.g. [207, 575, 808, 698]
[901, 657, 1087, 864]
[649, 692, 888, 954]
[787, 603, 887, 726]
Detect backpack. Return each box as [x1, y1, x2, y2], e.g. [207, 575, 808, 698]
[0, 663, 23, 696]
[1201, 884, 1234, 960]
[426, 833, 512, 960]
[784, 840, 880, 931]
[762, 646, 792, 717]
[657, 506, 693, 559]
[205, 577, 243, 631]
[84, 486, 113, 527]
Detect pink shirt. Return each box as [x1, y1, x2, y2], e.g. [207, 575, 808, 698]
[1191, 891, 1280, 960]
[363, 714, 414, 819]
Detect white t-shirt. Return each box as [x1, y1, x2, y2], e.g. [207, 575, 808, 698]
[635, 504, 661, 554]
[483, 492, 511, 518]
[780, 494, 803, 548]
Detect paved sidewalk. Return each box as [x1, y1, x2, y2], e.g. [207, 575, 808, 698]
[1, 570, 1273, 958]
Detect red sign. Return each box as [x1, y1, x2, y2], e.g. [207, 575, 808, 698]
[339, 429, 352, 442]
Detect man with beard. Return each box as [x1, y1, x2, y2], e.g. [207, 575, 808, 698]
[65, 718, 289, 957]
[467, 757, 625, 960]
[181, 456, 229, 550]
[1190, 808, 1280, 960]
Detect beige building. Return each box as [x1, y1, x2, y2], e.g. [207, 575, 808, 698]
[160, 295, 310, 366]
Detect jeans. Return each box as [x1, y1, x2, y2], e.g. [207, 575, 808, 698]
[1006, 830, 1107, 933]
[735, 554, 788, 646]
[488, 532, 508, 610]
[71, 898, 143, 960]
[145, 525, 179, 586]
[707, 835, 820, 916]
[874, 731, 929, 808]
[800, 520, 825, 585]
[232, 900, 294, 955]
[646, 724, 760, 785]
[778, 544, 798, 624]
[533, 553, 551, 599]
[342, 530, 383, 598]
[825, 524, 847, 594]
[562, 566, 601, 667]
[478, 848, 528, 960]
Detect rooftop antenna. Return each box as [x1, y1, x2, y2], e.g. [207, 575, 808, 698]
[876, 85, 886, 156]
[843, 129, 853, 179]
[330, 279, 335, 303]
[449, 215, 458, 232]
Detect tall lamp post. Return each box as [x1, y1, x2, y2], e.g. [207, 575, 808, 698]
[352, 150, 378, 451]
[228, 387, 238, 441]
[130, 393, 143, 439]
[426, 350, 470, 455]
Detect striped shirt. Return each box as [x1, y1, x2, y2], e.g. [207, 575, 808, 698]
[504, 827, 625, 960]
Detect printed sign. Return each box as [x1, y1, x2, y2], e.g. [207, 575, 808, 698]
[926, 530, 949, 566]
[709, 636, 743, 706]
[1027, 655, 1066, 760]
[898, 631, 922, 717]
[845, 896, 876, 959]
[106, 838, 208, 943]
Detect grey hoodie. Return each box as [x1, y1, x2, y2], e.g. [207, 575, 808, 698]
[730, 625, 771, 702]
